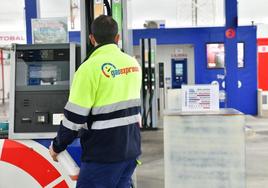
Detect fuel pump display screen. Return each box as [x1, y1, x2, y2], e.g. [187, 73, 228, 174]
[16, 48, 70, 88]
[175, 64, 183, 76]
[28, 64, 60, 86]
[171, 59, 187, 89]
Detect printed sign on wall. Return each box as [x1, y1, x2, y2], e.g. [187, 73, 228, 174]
[32, 18, 68, 44]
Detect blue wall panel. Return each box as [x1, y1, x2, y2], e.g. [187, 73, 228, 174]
[133, 26, 257, 114]
[25, 0, 38, 44]
[236, 28, 257, 114]
[69, 31, 81, 43]
[224, 0, 239, 110]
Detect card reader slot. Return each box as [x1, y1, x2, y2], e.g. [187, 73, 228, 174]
[21, 118, 32, 123]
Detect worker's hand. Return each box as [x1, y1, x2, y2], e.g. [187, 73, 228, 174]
[49, 145, 59, 162]
[138, 113, 142, 128]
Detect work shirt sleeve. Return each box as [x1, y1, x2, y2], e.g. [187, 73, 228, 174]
[53, 63, 98, 153]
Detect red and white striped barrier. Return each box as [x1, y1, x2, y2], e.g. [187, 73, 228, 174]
[0, 139, 76, 188]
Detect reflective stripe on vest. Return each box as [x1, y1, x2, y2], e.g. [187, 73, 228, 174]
[91, 114, 141, 130]
[65, 102, 91, 116]
[62, 118, 87, 131]
[92, 98, 141, 115]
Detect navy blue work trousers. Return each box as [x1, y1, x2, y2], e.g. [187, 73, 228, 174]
[76, 159, 136, 188]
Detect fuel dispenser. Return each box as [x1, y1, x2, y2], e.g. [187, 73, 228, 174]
[9, 43, 80, 139]
[158, 62, 165, 116]
[140, 38, 158, 129]
[171, 58, 187, 88]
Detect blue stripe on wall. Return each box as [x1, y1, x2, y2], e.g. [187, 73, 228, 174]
[25, 0, 37, 44]
[224, 0, 239, 110]
[69, 31, 81, 43]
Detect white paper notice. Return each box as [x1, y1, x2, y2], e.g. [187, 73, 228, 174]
[181, 84, 219, 112]
[53, 113, 64, 125]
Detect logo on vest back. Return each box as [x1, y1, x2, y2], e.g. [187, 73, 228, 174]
[101, 63, 139, 78]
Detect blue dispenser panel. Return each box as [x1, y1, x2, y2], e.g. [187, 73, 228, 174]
[171, 59, 187, 88]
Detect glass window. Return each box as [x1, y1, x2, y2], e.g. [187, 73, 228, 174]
[206, 43, 245, 69]
[207, 43, 225, 68]
[237, 43, 244, 68]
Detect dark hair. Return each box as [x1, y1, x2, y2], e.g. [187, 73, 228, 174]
[91, 15, 118, 44]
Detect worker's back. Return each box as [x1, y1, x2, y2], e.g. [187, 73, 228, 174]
[52, 15, 141, 187]
[70, 44, 142, 163]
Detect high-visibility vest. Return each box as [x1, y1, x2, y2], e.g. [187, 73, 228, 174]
[54, 44, 142, 162]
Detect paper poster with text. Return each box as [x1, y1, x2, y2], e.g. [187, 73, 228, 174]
[181, 84, 219, 112]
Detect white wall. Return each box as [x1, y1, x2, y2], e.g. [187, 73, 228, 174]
[39, 0, 69, 18]
[0, 0, 25, 32]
